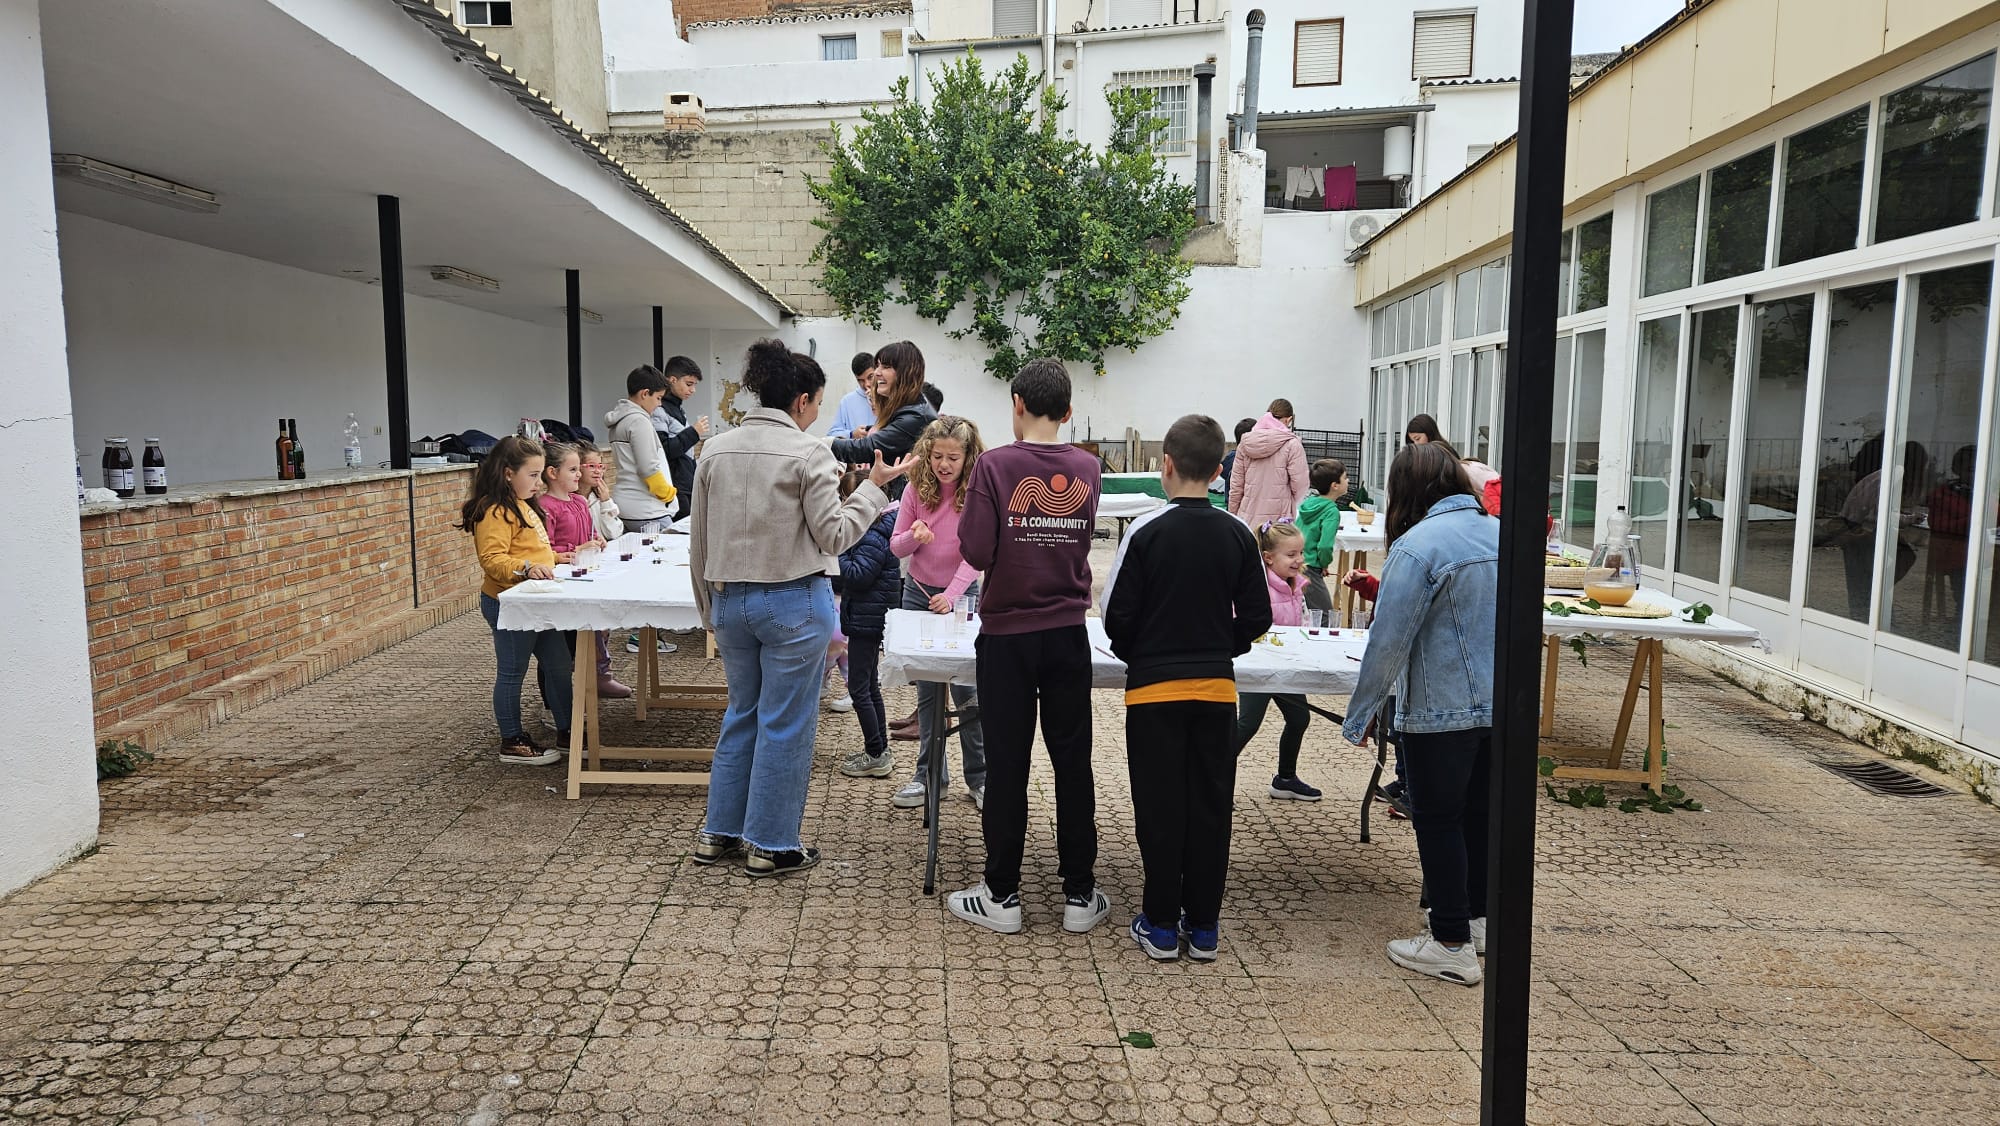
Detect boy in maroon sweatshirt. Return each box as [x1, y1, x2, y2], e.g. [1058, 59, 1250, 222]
[945, 359, 1111, 936]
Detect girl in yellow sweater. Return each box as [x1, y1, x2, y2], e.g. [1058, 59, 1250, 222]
[459, 435, 571, 765]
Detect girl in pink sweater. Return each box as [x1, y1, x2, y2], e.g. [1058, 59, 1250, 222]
[887, 416, 989, 811]
[540, 443, 628, 699]
[1233, 520, 1320, 801]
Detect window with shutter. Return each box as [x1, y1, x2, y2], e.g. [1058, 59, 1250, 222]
[993, 0, 1038, 37]
[881, 29, 904, 56]
[1412, 11, 1475, 81]
[1294, 19, 1342, 87]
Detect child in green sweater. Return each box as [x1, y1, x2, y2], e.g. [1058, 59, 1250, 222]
[1297, 458, 1348, 614]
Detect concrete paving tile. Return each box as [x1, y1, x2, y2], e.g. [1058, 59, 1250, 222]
[410, 961, 623, 1038]
[1101, 971, 1288, 1049]
[773, 965, 947, 1041]
[1124, 1046, 1334, 1124]
[1643, 927, 1926, 988]
[632, 904, 796, 967]
[789, 905, 946, 969]
[1520, 1051, 1708, 1125]
[597, 961, 781, 1039]
[0, 1039, 207, 1124]
[1264, 978, 1457, 1052]
[553, 1036, 767, 1120]
[467, 900, 654, 962]
[1527, 923, 1699, 984]
[949, 1041, 1145, 1124]
[944, 971, 1120, 1047]
[1569, 982, 1956, 1059]
[1857, 981, 2000, 1061]
[756, 1038, 949, 1124]
[222, 959, 458, 1039]
[1298, 1049, 1480, 1124]
[1419, 978, 1624, 1054]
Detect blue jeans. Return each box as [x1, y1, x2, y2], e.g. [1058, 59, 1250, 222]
[704, 577, 836, 851]
[479, 594, 573, 742]
[903, 576, 986, 792]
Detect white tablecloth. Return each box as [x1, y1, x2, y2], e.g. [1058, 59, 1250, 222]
[495, 531, 704, 632]
[879, 610, 1366, 696]
[1539, 588, 1765, 649]
[1333, 511, 1385, 555]
[1097, 493, 1166, 519]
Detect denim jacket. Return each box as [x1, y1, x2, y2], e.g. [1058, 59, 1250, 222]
[1342, 494, 1498, 741]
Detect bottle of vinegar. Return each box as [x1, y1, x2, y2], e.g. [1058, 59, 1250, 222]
[142, 438, 167, 495]
[102, 437, 135, 498]
[276, 418, 294, 480]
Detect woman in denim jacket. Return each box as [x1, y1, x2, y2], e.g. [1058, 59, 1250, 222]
[1341, 443, 1498, 987]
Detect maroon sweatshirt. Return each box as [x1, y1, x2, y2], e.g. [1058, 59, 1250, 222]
[959, 441, 1101, 635]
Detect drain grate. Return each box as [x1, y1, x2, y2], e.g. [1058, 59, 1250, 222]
[1814, 758, 1952, 798]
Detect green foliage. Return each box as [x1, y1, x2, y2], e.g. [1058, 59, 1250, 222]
[96, 739, 153, 780]
[1680, 601, 1714, 624]
[1120, 1031, 1156, 1049]
[806, 53, 1197, 380]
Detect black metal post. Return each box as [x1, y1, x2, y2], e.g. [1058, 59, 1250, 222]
[566, 269, 583, 430]
[652, 305, 665, 370]
[379, 196, 411, 472]
[1482, 1, 1573, 1122]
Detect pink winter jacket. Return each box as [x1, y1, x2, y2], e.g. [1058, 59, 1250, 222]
[1264, 566, 1306, 627]
[1228, 414, 1309, 530]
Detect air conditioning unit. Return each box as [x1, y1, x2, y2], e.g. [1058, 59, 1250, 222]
[1343, 209, 1401, 252]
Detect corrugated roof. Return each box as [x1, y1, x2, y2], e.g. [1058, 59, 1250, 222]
[689, 4, 910, 30]
[395, 0, 795, 317]
[1422, 76, 1519, 88]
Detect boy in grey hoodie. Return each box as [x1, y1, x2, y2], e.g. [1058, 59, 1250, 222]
[607, 365, 679, 533]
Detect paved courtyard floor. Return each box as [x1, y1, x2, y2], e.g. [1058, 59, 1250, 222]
[5, 559, 2000, 1123]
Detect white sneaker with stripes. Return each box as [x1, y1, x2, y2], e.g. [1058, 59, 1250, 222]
[946, 882, 1023, 934]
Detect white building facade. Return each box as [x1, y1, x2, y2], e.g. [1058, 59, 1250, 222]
[1356, 0, 2000, 778]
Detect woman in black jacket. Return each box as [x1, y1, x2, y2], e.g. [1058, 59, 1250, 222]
[830, 340, 936, 494]
[832, 469, 904, 779]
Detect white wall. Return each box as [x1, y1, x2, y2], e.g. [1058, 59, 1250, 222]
[774, 211, 1364, 450]
[1230, 0, 1523, 116]
[1, 0, 100, 897]
[689, 12, 911, 64]
[58, 214, 674, 485]
[601, 0, 697, 70]
[614, 57, 905, 116]
[1418, 82, 1519, 197]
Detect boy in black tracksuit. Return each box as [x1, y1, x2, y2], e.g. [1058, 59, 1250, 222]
[1102, 414, 1271, 961]
[652, 355, 709, 520]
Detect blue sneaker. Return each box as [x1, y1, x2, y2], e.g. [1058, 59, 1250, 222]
[1129, 914, 1179, 961]
[1179, 915, 1220, 963]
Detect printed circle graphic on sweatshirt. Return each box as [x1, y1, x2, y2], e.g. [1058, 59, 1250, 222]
[1007, 474, 1093, 517]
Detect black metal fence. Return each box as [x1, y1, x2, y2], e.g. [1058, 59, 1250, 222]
[1295, 427, 1364, 468]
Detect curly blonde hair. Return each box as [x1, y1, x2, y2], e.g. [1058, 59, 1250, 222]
[908, 415, 985, 512]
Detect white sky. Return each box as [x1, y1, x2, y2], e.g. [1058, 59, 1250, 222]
[1571, 0, 1685, 54]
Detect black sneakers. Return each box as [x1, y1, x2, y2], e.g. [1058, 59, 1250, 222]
[746, 846, 820, 877]
[691, 831, 743, 866]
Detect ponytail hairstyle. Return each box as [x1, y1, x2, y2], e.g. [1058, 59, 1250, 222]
[1254, 517, 1305, 556]
[871, 340, 927, 424]
[741, 338, 828, 410]
[907, 415, 986, 512]
[458, 435, 547, 533]
[539, 441, 578, 491]
[1384, 443, 1481, 550]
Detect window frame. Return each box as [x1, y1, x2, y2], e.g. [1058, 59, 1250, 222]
[459, 1, 512, 27]
[1294, 18, 1344, 88]
[1110, 71, 1194, 153]
[821, 34, 859, 61]
[1411, 9, 1476, 83]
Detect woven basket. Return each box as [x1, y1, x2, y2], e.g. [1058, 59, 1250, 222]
[1544, 565, 1589, 590]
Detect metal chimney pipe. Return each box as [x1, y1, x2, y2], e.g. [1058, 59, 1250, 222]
[1241, 9, 1266, 151]
[1193, 61, 1216, 222]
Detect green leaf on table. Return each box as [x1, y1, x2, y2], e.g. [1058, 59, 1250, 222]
[1569, 636, 1589, 666]
[1545, 601, 1573, 617]
[1681, 602, 1714, 624]
[1580, 597, 1603, 610]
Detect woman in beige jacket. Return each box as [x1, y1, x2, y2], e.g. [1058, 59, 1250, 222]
[687, 341, 911, 877]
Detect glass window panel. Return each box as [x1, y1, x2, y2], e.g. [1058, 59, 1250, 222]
[1805, 281, 1898, 623]
[1703, 146, 1775, 283]
[1427, 283, 1444, 346]
[1454, 266, 1480, 338]
[1372, 367, 1393, 488]
[1557, 227, 1575, 317]
[1565, 330, 1606, 550]
[1633, 316, 1683, 571]
[1642, 177, 1700, 297]
[1574, 215, 1612, 313]
[1874, 55, 1994, 244]
[822, 35, 858, 60]
[1734, 295, 1815, 599]
[1678, 308, 1739, 582]
[1977, 423, 2000, 668]
[1477, 259, 1508, 334]
[1471, 348, 1497, 466]
[1778, 107, 1868, 266]
[1372, 307, 1385, 358]
[1883, 262, 1992, 650]
[1450, 352, 1473, 448]
[1549, 335, 1574, 534]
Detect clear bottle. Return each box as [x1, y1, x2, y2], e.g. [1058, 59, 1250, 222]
[142, 438, 167, 495]
[102, 438, 136, 498]
[343, 413, 363, 467]
[1605, 504, 1632, 547]
[1545, 515, 1564, 556]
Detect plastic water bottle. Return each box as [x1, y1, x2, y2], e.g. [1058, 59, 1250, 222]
[343, 413, 363, 467]
[1605, 504, 1631, 546]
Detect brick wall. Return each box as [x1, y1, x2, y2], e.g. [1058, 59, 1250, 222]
[81, 467, 479, 745]
[605, 130, 836, 315]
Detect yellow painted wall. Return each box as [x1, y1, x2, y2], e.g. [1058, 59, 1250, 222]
[1354, 0, 2000, 305]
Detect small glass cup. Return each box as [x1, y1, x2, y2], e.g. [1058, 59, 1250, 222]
[919, 615, 938, 648]
[1306, 609, 1325, 635]
[953, 596, 971, 624]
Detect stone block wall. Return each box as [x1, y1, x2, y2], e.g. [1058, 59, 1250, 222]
[81, 467, 480, 746]
[605, 130, 836, 316]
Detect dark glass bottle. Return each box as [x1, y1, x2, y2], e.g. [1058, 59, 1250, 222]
[289, 419, 306, 480]
[102, 437, 135, 498]
[276, 418, 294, 480]
[142, 438, 167, 495]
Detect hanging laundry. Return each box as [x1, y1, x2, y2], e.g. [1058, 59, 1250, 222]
[1324, 164, 1359, 211]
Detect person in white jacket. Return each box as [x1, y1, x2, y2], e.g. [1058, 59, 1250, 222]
[607, 366, 679, 533]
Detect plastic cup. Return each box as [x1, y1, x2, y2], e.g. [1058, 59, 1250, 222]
[953, 596, 971, 624]
[919, 616, 937, 647]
